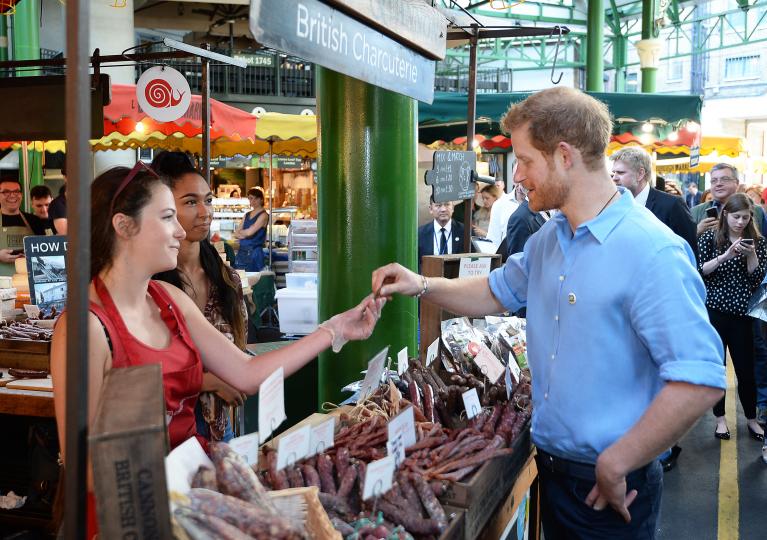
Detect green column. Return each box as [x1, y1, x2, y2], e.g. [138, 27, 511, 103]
[12, 0, 44, 194]
[316, 67, 418, 406]
[0, 16, 8, 63]
[641, 0, 657, 93]
[613, 35, 627, 92]
[586, 0, 605, 91]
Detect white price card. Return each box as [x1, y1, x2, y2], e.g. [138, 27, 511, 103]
[507, 352, 521, 385]
[23, 304, 40, 319]
[309, 417, 336, 456]
[397, 347, 408, 376]
[164, 437, 213, 498]
[458, 257, 492, 278]
[386, 433, 406, 468]
[363, 455, 395, 500]
[472, 343, 505, 384]
[258, 367, 286, 441]
[387, 406, 417, 449]
[426, 338, 440, 367]
[357, 347, 389, 404]
[276, 424, 312, 471]
[462, 387, 482, 419]
[229, 432, 260, 466]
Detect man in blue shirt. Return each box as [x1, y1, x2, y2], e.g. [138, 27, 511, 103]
[372, 88, 725, 539]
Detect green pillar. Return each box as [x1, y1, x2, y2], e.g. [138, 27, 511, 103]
[0, 16, 8, 63]
[586, 0, 605, 91]
[316, 67, 418, 406]
[613, 35, 627, 92]
[12, 0, 43, 194]
[641, 0, 658, 93]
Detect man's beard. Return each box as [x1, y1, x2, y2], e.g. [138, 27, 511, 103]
[528, 167, 569, 212]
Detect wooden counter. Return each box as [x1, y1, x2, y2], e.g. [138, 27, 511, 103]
[0, 385, 55, 417]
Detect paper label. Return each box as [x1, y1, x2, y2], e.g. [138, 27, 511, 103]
[363, 455, 395, 500]
[462, 387, 482, 419]
[259, 367, 286, 441]
[309, 417, 336, 456]
[505, 364, 513, 400]
[426, 338, 439, 366]
[357, 347, 389, 403]
[397, 347, 408, 376]
[458, 257, 492, 278]
[164, 437, 214, 498]
[23, 304, 40, 319]
[472, 343, 505, 383]
[386, 433, 406, 468]
[507, 352, 521, 385]
[228, 432, 260, 466]
[276, 424, 312, 470]
[387, 406, 417, 449]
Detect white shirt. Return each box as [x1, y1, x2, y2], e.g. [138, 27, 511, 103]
[432, 220, 453, 255]
[486, 193, 520, 250]
[634, 183, 651, 207]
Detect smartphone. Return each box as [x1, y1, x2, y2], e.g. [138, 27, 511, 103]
[706, 207, 719, 219]
[9, 249, 23, 256]
[741, 238, 754, 246]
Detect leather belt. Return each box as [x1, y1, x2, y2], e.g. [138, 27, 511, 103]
[536, 448, 653, 483]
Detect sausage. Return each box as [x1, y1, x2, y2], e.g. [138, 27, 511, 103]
[334, 446, 351, 485]
[336, 463, 358, 499]
[301, 464, 321, 489]
[174, 507, 255, 540]
[408, 380, 422, 411]
[377, 500, 443, 535]
[423, 384, 436, 424]
[287, 466, 305, 488]
[190, 466, 218, 491]
[410, 473, 447, 530]
[317, 453, 337, 495]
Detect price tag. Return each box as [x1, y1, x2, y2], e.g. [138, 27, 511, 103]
[229, 432, 260, 466]
[397, 347, 408, 376]
[386, 433, 406, 468]
[23, 304, 40, 319]
[276, 425, 312, 471]
[363, 455, 395, 500]
[458, 257, 492, 278]
[472, 343, 505, 383]
[507, 352, 521, 385]
[258, 367, 286, 441]
[462, 387, 482, 419]
[505, 364, 513, 400]
[357, 347, 389, 404]
[387, 406, 417, 449]
[309, 417, 336, 456]
[426, 338, 439, 367]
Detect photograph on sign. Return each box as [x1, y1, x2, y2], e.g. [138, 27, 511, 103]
[136, 66, 192, 123]
[24, 236, 67, 313]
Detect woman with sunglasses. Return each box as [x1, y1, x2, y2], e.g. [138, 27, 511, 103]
[151, 151, 245, 443]
[49, 163, 383, 536]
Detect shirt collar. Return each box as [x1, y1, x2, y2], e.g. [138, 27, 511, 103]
[634, 183, 651, 207]
[553, 187, 633, 245]
[433, 220, 451, 235]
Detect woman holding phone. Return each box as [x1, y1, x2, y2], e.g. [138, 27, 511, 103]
[699, 193, 767, 441]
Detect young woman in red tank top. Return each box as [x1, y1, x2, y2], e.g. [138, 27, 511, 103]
[49, 164, 384, 537]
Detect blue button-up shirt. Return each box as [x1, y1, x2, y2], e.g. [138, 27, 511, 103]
[489, 189, 725, 464]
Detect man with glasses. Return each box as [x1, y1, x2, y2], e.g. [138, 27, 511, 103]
[0, 179, 49, 275]
[691, 163, 765, 236]
[418, 197, 464, 271]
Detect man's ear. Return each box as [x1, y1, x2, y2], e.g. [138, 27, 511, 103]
[557, 141, 576, 169]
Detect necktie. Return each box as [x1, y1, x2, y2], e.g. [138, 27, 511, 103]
[439, 228, 448, 255]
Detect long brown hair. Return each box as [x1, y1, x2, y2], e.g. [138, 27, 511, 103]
[715, 193, 761, 251]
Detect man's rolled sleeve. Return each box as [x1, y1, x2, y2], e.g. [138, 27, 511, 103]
[488, 251, 528, 313]
[660, 360, 726, 389]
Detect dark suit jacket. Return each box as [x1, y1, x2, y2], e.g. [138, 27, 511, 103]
[418, 220, 465, 268]
[685, 191, 702, 208]
[645, 188, 698, 260]
[505, 200, 547, 256]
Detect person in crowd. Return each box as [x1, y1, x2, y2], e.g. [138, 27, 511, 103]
[230, 189, 241, 198]
[471, 184, 491, 237]
[611, 147, 697, 260]
[49, 158, 67, 235]
[485, 180, 521, 251]
[692, 164, 765, 237]
[418, 198, 464, 269]
[49, 163, 384, 536]
[698, 193, 767, 442]
[686, 181, 702, 208]
[745, 185, 763, 207]
[29, 184, 52, 221]
[0, 179, 49, 275]
[472, 184, 502, 237]
[702, 189, 713, 203]
[373, 88, 725, 539]
[233, 187, 268, 271]
[151, 151, 246, 443]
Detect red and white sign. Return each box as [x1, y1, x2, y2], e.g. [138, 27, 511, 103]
[136, 66, 191, 122]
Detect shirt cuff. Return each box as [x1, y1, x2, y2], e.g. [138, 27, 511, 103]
[659, 360, 727, 390]
[488, 265, 524, 313]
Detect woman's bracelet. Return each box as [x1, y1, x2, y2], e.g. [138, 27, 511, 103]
[415, 275, 429, 298]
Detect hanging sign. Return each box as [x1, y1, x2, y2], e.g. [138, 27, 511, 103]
[424, 151, 477, 203]
[136, 66, 192, 123]
[249, 0, 435, 103]
[690, 145, 700, 168]
[24, 235, 67, 314]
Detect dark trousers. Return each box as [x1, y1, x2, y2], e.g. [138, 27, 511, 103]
[536, 451, 663, 540]
[708, 309, 757, 419]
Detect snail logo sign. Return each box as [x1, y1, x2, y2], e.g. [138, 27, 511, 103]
[136, 66, 192, 123]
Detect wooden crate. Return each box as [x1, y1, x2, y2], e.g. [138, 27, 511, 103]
[441, 505, 466, 540]
[478, 452, 539, 540]
[439, 426, 531, 540]
[90, 364, 172, 539]
[419, 254, 501, 357]
[0, 338, 50, 370]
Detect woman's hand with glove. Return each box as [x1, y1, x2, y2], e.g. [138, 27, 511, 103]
[319, 294, 386, 352]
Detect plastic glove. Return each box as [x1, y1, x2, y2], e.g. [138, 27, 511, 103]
[320, 294, 386, 352]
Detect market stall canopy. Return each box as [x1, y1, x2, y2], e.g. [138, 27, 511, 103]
[612, 131, 745, 158]
[419, 91, 703, 144]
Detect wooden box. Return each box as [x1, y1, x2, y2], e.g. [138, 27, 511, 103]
[419, 254, 501, 357]
[439, 426, 531, 540]
[478, 453, 539, 540]
[441, 505, 466, 540]
[0, 338, 50, 371]
[90, 364, 171, 539]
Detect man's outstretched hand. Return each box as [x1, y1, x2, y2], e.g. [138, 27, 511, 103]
[371, 263, 423, 300]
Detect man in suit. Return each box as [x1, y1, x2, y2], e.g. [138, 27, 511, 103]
[418, 198, 465, 270]
[505, 188, 549, 256]
[690, 163, 766, 237]
[685, 181, 702, 208]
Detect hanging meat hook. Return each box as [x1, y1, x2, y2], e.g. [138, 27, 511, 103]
[550, 26, 564, 85]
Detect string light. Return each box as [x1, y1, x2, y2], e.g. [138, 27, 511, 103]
[641, 122, 654, 133]
[135, 121, 146, 133]
[667, 131, 679, 142]
[686, 121, 700, 133]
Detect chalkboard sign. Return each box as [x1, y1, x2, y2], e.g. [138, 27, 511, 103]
[424, 151, 477, 203]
